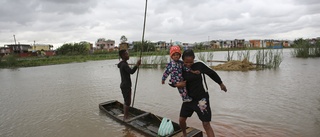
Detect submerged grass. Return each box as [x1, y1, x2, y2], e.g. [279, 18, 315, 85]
[197, 52, 214, 63]
[256, 49, 283, 69]
[222, 48, 283, 70]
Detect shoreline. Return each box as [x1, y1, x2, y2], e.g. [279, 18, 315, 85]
[0, 47, 290, 69]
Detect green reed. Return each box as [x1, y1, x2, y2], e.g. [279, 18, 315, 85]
[237, 50, 250, 61]
[255, 48, 283, 69]
[291, 38, 320, 58]
[131, 50, 168, 68]
[197, 51, 214, 63]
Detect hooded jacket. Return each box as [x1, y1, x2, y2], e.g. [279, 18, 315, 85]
[117, 60, 138, 89]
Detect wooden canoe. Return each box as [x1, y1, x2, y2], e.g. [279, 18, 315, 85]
[99, 100, 203, 137]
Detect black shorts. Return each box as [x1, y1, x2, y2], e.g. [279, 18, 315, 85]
[179, 97, 211, 122]
[121, 87, 131, 106]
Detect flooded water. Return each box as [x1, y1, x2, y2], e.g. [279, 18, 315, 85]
[0, 49, 319, 137]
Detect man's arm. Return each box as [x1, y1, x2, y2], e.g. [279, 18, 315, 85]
[199, 62, 227, 92]
[122, 61, 139, 74]
[199, 62, 223, 84]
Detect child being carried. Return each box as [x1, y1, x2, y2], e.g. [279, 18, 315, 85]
[161, 45, 199, 102]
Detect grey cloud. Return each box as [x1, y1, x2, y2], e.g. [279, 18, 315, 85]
[1, 0, 320, 48]
[0, 0, 97, 23]
[37, 0, 97, 15]
[292, 0, 320, 5]
[0, 0, 38, 24]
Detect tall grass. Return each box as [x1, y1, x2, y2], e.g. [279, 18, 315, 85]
[292, 38, 320, 58]
[255, 49, 283, 69]
[0, 55, 18, 68]
[291, 39, 310, 58]
[1, 48, 286, 69]
[224, 50, 250, 62]
[130, 50, 168, 68]
[0, 54, 119, 68]
[223, 48, 283, 69]
[237, 50, 250, 61]
[193, 49, 282, 70]
[226, 50, 235, 61]
[197, 52, 214, 62]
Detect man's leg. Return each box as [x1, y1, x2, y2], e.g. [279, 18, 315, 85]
[179, 117, 188, 137]
[202, 121, 215, 137]
[122, 88, 131, 121]
[123, 105, 129, 120]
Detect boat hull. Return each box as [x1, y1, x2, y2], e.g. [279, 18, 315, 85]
[99, 100, 203, 137]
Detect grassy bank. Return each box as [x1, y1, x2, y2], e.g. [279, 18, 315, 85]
[0, 48, 284, 69]
[0, 50, 169, 68]
[0, 54, 119, 68]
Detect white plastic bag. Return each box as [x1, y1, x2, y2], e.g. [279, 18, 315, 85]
[158, 118, 174, 136]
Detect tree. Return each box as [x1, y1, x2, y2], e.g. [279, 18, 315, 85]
[56, 42, 90, 55]
[120, 35, 128, 43]
[194, 42, 205, 50]
[133, 41, 155, 52]
[97, 38, 106, 42]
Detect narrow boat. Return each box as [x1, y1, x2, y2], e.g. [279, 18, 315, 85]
[99, 100, 203, 137]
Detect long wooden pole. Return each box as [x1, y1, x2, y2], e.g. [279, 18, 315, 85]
[132, 0, 148, 107]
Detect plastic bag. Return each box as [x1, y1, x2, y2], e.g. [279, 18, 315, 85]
[158, 118, 174, 136]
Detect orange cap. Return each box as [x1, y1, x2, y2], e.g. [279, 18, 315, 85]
[170, 46, 181, 57]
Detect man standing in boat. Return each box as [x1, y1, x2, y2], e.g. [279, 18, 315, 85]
[118, 49, 141, 121]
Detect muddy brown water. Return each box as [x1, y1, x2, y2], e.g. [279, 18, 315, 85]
[0, 49, 319, 137]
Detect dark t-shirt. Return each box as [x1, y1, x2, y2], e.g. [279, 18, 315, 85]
[117, 60, 138, 89]
[182, 61, 222, 100]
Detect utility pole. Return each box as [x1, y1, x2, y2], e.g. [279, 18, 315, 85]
[208, 36, 210, 50]
[13, 35, 17, 44]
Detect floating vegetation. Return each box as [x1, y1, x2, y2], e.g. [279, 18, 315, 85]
[212, 58, 256, 71]
[214, 48, 283, 71]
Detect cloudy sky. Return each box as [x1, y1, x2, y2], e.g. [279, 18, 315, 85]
[1, 0, 319, 49]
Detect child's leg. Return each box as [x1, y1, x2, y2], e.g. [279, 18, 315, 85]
[177, 87, 192, 102]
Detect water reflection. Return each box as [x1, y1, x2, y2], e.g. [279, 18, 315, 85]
[121, 127, 143, 137]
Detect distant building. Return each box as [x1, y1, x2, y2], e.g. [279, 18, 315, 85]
[209, 40, 222, 49]
[155, 41, 167, 50]
[165, 42, 171, 48]
[28, 44, 54, 52]
[282, 40, 290, 47]
[0, 47, 10, 53]
[5, 44, 31, 53]
[182, 43, 195, 50]
[95, 38, 115, 51]
[272, 40, 283, 49]
[244, 41, 250, 47]
[172, 41, 182, 46]
[249, 40, 262, 48]
[0, 47, 10, 56]
[234, 39, 245, 48]
[224, 40, 234, 48]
